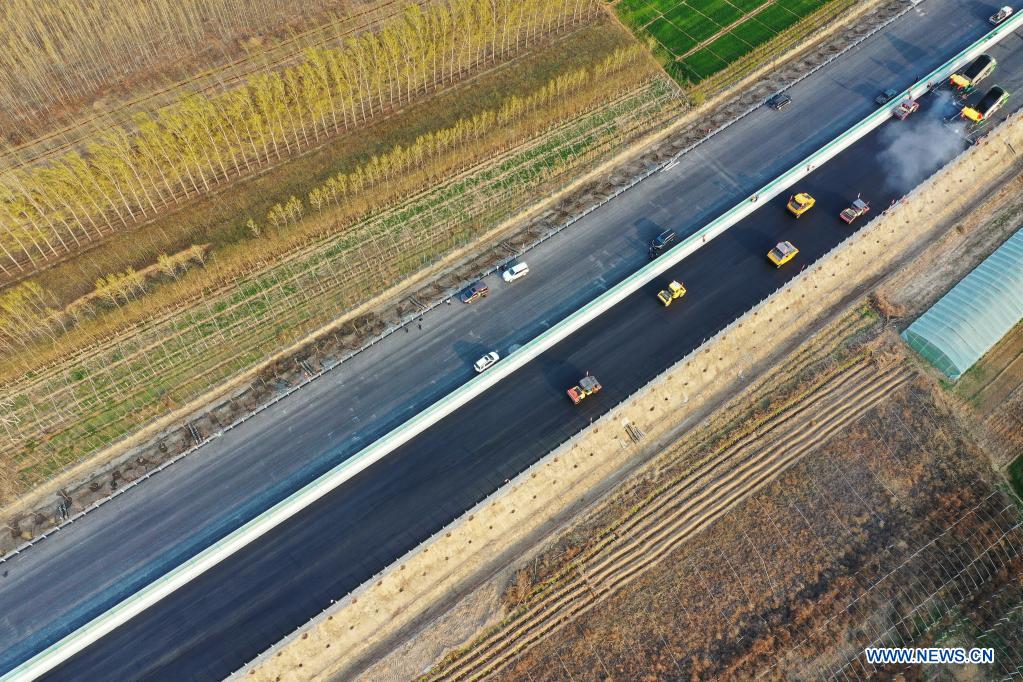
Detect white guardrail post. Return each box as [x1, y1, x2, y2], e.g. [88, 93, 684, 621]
[6, 12, 1023, 681]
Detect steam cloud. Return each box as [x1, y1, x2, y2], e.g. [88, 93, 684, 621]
[877, 90, 967, 194]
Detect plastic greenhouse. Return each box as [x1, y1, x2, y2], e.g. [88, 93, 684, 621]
[902, 228, 1023, 380]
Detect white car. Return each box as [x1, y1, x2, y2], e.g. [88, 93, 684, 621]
[990, 6, 1013, 23]
[473, 351, 500, 373]
[501, 262, 529, 282]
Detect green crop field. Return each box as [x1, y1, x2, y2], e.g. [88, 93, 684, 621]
[1010, 455, 1023, 501]
[615, 0, 834, 83]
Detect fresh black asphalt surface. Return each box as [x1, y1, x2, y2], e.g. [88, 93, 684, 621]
[1, 1, 1021, 679]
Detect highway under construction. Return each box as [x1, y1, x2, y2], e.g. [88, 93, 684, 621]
[3, 2, 1023, 680]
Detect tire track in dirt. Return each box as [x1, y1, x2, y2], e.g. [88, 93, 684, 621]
[425, 360, 915, 682]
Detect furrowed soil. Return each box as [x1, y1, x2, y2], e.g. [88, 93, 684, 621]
[489, 367, 1023, 681]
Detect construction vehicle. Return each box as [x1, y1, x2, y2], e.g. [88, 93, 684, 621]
[767, 241, 799, 267]
[839, 197, 870, 224]
[786, 192, 815, 218]
[567, 374, 602, 405]
[656, 280, 686, 306]
[892, 99, 919, 120]
[962, 85, 1010, 122]
[990, 6, 1013, 24]
[950, 54, 996, 93]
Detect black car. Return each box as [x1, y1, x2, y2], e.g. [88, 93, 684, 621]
[459, 281, 490, 303]
[875, 88, 898, 105]
[766, 93, 791, 111]
[649, 229, 677, 259]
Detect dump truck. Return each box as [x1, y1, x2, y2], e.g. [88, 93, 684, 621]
[767, 241, 799, 267]
[840, 198, 870, 224]
[962, 85, 1009, 122]
[567, 375, 602, 405]
[787, 192, 815, 218]
[950, 54, 996, 92]
[656, 280, 686, 306]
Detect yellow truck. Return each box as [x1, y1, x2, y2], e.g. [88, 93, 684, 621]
[768, 241, 799, 267]
[950, 54, 996, 93]
[656, 280, 686, 306]
[962, 85, 1009, 122]
[786, 192, 816, 218]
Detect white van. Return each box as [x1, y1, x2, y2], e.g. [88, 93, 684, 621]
[502, 262, 529, 283]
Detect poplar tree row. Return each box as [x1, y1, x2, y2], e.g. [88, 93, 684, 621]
[0, 45, 644, 357]
[0, 0, 598, 277]
[0, 245, 208, 354]
[299, 48, 642, 219]
[0, 0, 342, 133]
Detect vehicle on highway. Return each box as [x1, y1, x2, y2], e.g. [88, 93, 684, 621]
[875, 88, 899, 105]
[459, 281, 490, 303]
[892, 99, 919, 120]
[950, 54, 996, 93]
[656, 280, 686, 306]
[649, 229, 678, 259]
[768, 241, 799, 267]
[501, 262, 529, 282]
[990, 6, 1013, 24]
[567, 374, 602, 404]
[839, 197, 870, 224]
[766, 93, 791, 111]
[786, 192, 816, 218]
[961, 85, 1010, 122]
[473, 351, 499, 373]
